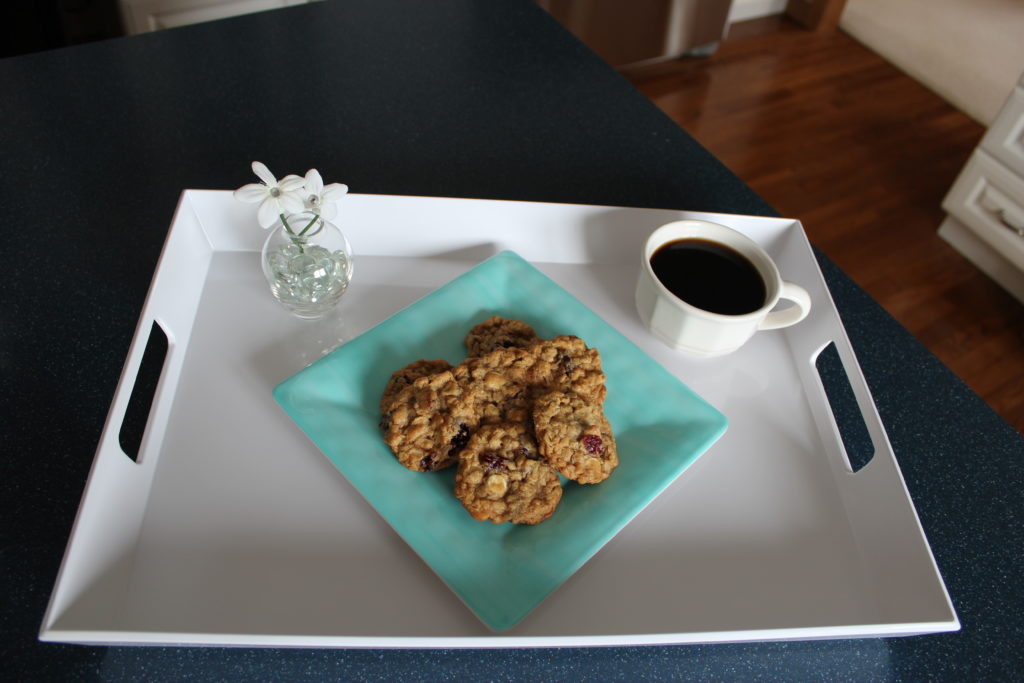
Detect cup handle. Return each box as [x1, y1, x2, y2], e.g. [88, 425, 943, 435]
[759, 281, 812, 330]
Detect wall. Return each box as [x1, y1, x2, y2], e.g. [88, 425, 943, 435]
[727, 0, 786, 24]
[839, 0, 1024, 126]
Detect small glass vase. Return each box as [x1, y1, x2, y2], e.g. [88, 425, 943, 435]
[261, 212, 354, 319]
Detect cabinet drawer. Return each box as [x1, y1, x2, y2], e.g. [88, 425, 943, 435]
[942, 150, 1024, 270]
[980, 86, 1024, 178]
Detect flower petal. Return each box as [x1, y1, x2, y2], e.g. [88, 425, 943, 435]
[279, 194, 305, 215]
[251, 161, 276, 186]
[234, 183, 269, 203]
[279, 175, 306, 192]
[304, 169, 324, 195]
[321, 183, 349, 202]
[257, 197, 282, 228]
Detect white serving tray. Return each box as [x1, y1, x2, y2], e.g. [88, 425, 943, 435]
[40, 190, 959, 647]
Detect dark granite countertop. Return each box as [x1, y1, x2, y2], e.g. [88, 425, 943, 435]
[2, 0, 1021, 679]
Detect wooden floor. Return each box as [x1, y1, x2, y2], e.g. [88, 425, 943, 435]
[623, 15, 1024, 434]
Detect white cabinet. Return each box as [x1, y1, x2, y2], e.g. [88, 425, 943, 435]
[940, 73, 1024, 304]
[120, 0, 311, 34]
[983, 87, 1024, 178]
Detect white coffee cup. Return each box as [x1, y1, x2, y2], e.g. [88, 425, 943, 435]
[635, 220, 811, 357]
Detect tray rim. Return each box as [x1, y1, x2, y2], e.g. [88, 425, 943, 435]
[39, 189, 959, 647]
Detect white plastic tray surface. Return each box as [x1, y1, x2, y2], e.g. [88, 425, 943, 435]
[40, 191, 958, 647]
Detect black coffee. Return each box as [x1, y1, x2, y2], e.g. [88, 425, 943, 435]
[650, 238, 766, 315]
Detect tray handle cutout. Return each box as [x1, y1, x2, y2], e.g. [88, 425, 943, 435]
[117, 321, 169, 463]
[814, 341, 874, 472]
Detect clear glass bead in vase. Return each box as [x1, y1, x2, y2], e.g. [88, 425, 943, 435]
[261, 211, 354, 319]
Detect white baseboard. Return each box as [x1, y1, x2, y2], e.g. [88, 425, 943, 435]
[728, 0, 786, 24]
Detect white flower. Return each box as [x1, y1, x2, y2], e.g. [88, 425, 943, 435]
[300, 168, 348, 220]
[234, 161, 306, 228]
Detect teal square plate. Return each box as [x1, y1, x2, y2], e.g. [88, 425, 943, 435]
[273, 250, 728, 631]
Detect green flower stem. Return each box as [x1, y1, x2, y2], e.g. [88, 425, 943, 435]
[297, 214, 320, 237]
[279, 213, 305, 253]
[280, 213, 295, 235]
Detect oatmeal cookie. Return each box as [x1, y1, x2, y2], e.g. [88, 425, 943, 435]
[525, 336, 607, 403]
[379, 358, 453, 416]
[454, 422, 563, 524]
[454, 346, 540, 386]
[532, 390, 617, 484]
[464, 316, 539, 357]
[452, 346, 539, 423]
[466, 368, 532, 425]
[383, 370, 480, 472]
